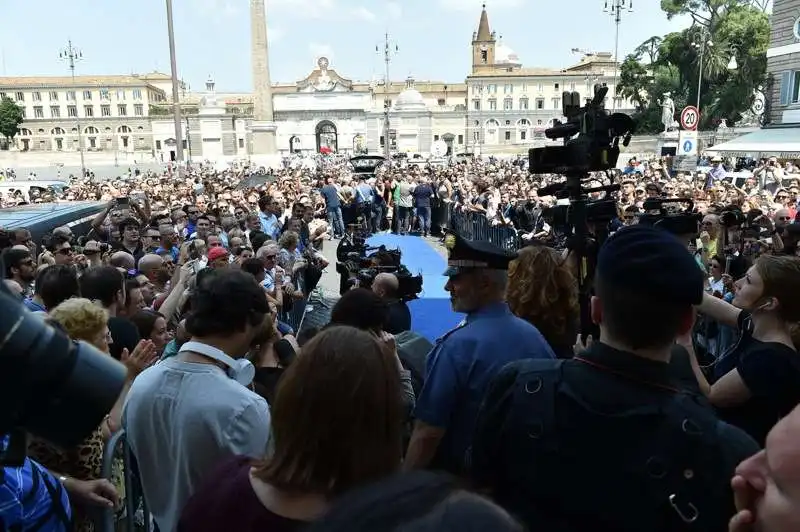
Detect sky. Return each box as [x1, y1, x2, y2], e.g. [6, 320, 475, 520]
[0, 0, 692, 92]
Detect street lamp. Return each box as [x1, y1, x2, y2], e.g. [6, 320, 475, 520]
[602, 0, 633, 111]
[59, 40, 85, 178]
[692, 28, 713, 121]
[166, 0, 185, 176]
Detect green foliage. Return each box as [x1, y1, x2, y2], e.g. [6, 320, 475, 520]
[0, 96, 24, 142]
[618, 0, 769, 133]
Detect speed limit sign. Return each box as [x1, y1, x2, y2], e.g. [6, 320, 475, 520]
[680, 106, 699, 131]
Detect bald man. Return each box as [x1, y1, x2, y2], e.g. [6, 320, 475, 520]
[110, 251, 135, 272]
[372, 272, 411, 334]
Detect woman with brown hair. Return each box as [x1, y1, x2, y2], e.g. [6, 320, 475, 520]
[178, 325, 405, 532]
[506, 245, 579, 359]
[686, 254, 800, 445]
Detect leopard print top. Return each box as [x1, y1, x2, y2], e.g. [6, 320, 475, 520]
[28, 426, 125, 532]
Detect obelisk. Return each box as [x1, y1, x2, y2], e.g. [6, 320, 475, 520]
[250, 0, 278, 162]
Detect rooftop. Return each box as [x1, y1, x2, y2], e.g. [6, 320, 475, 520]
[0, 74, 166, 89]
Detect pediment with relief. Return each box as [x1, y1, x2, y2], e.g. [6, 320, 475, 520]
[296, 57, 353, 93]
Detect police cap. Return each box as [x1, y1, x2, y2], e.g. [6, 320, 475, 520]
[597, 224, 704, 305]
[443, 230, 518, 277]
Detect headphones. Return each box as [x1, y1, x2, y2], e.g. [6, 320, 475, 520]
[179, 341, 255, 386]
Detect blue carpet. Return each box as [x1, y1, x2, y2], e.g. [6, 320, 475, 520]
[367, 234, 463, 342]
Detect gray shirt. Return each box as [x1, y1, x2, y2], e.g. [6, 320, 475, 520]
[398, 181, 415, 208]
[122, 358, 271, 532]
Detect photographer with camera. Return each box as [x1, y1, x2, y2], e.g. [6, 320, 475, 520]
[372, 272, 411, 335]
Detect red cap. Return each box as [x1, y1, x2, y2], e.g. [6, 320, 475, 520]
[207, 247, 229, 262]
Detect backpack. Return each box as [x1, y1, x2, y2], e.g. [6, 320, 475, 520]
[468, 359, 732, 532]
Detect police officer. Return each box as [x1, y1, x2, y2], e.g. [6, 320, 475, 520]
[468, 224, 759, 532]
[404, 231, 555, 474]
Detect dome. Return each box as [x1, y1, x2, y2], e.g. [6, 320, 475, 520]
[495, 38, 520, 65]
[393, 76, 428, 112]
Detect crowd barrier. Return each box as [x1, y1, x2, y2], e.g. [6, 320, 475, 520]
[446, 203, 521, 252]
[99, 429, 152, 532]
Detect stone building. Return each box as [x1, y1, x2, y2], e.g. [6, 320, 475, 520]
[767, 0, 800, 124]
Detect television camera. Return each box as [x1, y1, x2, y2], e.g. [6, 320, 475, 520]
[528, 84, 636, 337]
[638, 198, 703, 237]
[335, 238, 423, 301]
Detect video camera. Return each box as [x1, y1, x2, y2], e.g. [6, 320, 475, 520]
[335, 244, 423, 302]
[0, 262, 127, 467]
[638, 198, 702, 236]
[528, 84, 636, 338]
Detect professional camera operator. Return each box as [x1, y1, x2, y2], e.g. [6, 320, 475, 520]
[372, 272, 411, 334]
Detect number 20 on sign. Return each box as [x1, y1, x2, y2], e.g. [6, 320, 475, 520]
[680, 106, 699, 130]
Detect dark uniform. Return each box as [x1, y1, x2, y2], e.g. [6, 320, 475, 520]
[469, 225, 760, 532]
[412, 232, 554, 474]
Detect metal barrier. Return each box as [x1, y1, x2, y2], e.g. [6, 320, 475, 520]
[99, 429, 152, 532]
[278, 271, 307, 332]
[447, 203, 521, 252]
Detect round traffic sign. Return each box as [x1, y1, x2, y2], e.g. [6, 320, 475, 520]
[680, 106, 699, 130]
[682, 140, 694, 154]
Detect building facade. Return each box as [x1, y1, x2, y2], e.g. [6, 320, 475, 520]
[0, 75, 167, 158]
[766, 0, 800, 124]
[465, 6, 635, 154]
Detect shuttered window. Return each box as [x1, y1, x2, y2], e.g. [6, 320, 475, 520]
[780, 71, 791, 105]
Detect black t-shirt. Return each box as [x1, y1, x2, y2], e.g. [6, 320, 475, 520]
[714, 312, 800, 445]
[385, 300, 411, 335]
[108, 316, 141, 361]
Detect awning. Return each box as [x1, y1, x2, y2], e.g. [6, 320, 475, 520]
[709, 127, 800, 158]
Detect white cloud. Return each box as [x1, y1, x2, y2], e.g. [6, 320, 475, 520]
[386, 2, 402, 19]
[438, 0, 522, 10]
[351, 6, 377, 21]
[308, 42, 334, 62]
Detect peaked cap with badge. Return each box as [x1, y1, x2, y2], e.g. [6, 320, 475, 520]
[443, 230, 518, 277]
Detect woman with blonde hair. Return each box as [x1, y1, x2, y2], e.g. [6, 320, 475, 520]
[506, 245, 579, 359]
[29, 298, 157, 532]
[688, 254, 800, 445]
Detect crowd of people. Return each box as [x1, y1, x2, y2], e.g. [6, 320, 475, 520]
[1, 150, 800, 532]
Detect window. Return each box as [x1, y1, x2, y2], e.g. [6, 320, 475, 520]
[504, 84, 513, 94]
[521, 83, 528, 92]
[101, 105, 111, 117]
[437, 98, 445, 106]
[18, 108, 25, 118]
[488, 84, 497, 94]
[117, 89, 126, 100]
[49, 91, 58, 101]
[480, 50, 488, 63]
[67, 91, 76, 101]
[554, 83, 560, 90]
[33, 106, 44, 118]
[489, 99, 497, 110]
[84, 105, 94, 117]
[519, 98, 529, 110]
[156, 140, 162, 150]
[118, 104, 127, 116]
[134, 104, 144, 116]
[15, 91, 24, 101]
[55, 138, 63, 150]
[503, 98, 513, 110]
[536, 98, 545, 109]
[505, 131, 511, 141]
[238, 138, 244, 148]
[434, 134, 440, 141]
[32, 92, 41, 102]
[552, 97, 561, 109]
[458, 134, 463, 144]
[0, 92, 5, 99]
[537, 120, 543, 125]
[122, 137, 130, 148]
[50, 106, 60, 118]
[520, 131, 527, 140]
[505, 120, 511, 125]
[89, 137, 97, 148]
[100, 89, 110, 100]
[473, 99, 481, 110]
[537, 83, 543, 92]
[132, 89, 142, 100]
[83, 90, 92, 100]
[67, 105, 77, 117]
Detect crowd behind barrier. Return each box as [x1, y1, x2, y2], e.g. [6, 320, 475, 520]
[446, 202, 522, 252]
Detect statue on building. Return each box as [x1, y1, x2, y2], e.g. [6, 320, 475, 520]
[658, 92, 678, 132]
[314, 57, 335, 92]
[738, 86, 766, 127]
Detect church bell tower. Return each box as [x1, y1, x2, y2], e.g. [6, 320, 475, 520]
[471, 4, 497, 74]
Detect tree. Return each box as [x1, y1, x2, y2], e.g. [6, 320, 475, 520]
[0, 96, 24, 148]
[619, 0, 769, 132]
